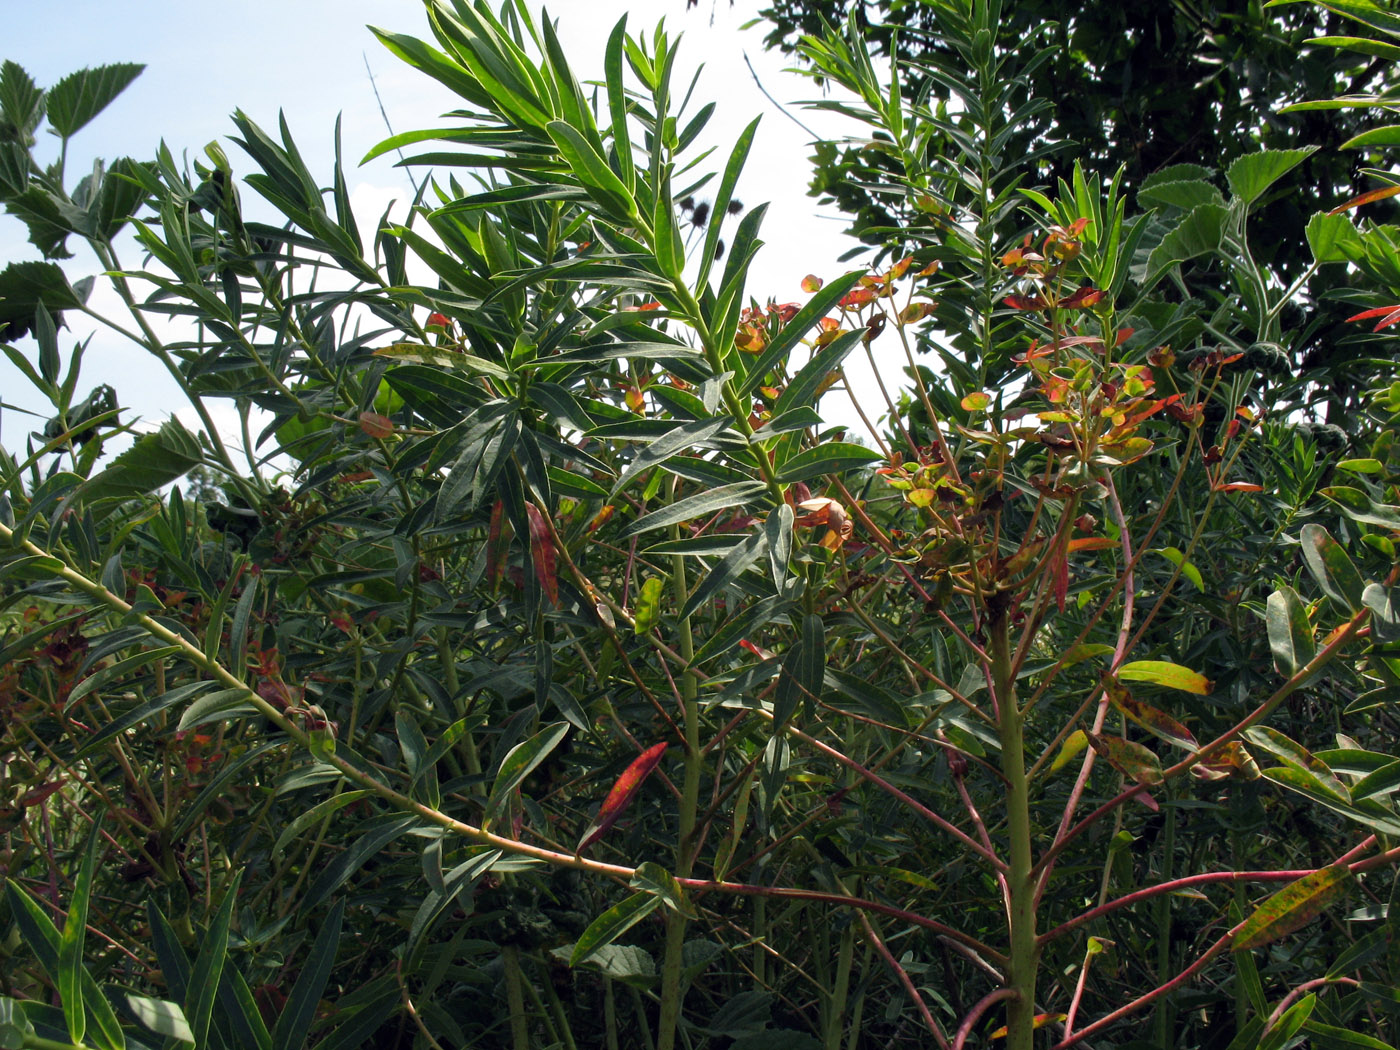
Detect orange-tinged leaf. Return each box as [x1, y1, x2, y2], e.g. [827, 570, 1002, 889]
[525, 503, 559, 606]
[358, 411, 394, 439]
[961, 391, 992, 412]
[1088, 732, 1164, 785]
[1328, 185, 1400, 215]
[626, 386, 646, 413]
[839, 286, 878, 308]
[1232, 866, 1353, 951]
[1213, 481, 1263, 493]
[587, 505, 615, 533]
[884, 255, 914, 281]
[1061, 286, 1106, 309]
[1116, 660, 1213, 695]
[801, 274, 824, 292]
[899, 300, 935, 324]
[1004, 294, 1048, 311]
[577, 742, 669, 853]
[990, 1014, 1066, 1039]
[1105, 679, 1197, 751]
[1346, 304, 1400, 331]
[1193, 741, 1262, 781]
[1068, 537, 1116, 551]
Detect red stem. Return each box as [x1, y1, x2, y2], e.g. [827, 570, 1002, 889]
[953, 988, 1018, 1050]
[858, 910, 952, 1050]
[679, 877, 1004, 961]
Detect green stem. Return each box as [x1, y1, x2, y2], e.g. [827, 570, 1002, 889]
[992, 601, 1037, 1050]
[503, 945, 531, 1050]
[657, 515, 701, 1050]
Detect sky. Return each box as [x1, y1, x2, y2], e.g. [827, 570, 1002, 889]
[0, 0, 883, 458]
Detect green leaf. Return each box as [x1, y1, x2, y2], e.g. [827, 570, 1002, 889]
[0, 260, 86, 338]
[1233, 867, 1353, 951]
[59, 820, 104, 1045]
[737, 272, 866, 398]
[1322, 486, 1400, 529]
[1116, 660, 1213, 695]
[634, 576, 665, 635]
[773, 613, 826, 729]
[1137, 179, 1225, 212]
[272, 792, 371, 857]
[45, 64, 144, 139]
[1146, 203, 1226, 279]
[547, 120, 637, 222]
[124, 994, 193, 1044]
[303, 815, 420, 912]
[1308, 211, 1365, 265]
[611, 416, 734, 497]
[1266, 586, 1315, 678]
[1226, 147, 1318, 206]
[78, 418, 203, 502]
[699, 117, 760, 292]
[1300, 523, 1366, 613]
[623, 481, 769, 537]
[572, 892, 661, 965]
[1153, 547, 1204, 592]
[273, 899, 344, 1050]
[187, 872, 243, 1049]
[631, 861, 694, 917]
[0, 61, 45, 143]
[774, 329, 865, 415]
[776, 442, 883, 483]
[680, 530, 768, 621]
[1247, 726, 1352, 803]
[486, 721, 570, 822]
[1301, 1020, 1397, 1050]
[553, 943, 656, 985]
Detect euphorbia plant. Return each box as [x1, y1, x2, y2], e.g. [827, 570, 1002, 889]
[5, 2, 1400, 1049]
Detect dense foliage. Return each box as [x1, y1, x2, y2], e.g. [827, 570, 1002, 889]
[6, 1, 1400, 1049]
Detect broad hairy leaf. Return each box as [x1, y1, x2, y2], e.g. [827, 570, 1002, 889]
[45, 63, 144, 139]
[1225, 147, 1318, 206]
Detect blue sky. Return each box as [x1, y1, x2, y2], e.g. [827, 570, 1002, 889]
[2, 1, 872, 451]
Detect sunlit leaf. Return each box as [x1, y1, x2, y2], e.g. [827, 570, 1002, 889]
[578, 743, 669, 853]
[1116, 660, 1213, 695]
[1233, 867, 1353, 951]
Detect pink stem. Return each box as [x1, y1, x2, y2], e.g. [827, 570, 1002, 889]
[680, 877, 1004, 961]
[1264, 977, 1359, 1034]
[953, 988, 1018, 1050]
[1038, 473, 1136, 903]
[785, 722, 1008, 872]
[1062, 943, 1093, 1037]
[858, 910, 952, 1050]
[1040, 869, 1314, 945]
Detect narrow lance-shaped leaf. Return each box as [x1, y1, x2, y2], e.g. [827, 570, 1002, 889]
[1087, 732, 1164, 785]
[59, 820, 105, 1045]
[1116, 660, 1213, 695]
[572, 892, 662, 965]
[486, 721, 570, 824]
[1233, 866, 1353, 952]
[1104, 678, 1197, 750]
[525, 502, 559, 607]
[577, 743, 669, 853]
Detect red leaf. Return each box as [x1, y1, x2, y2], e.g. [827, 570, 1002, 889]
[1061, 286, 1106, 309]
[1328, 185, 1400, 215]
[525, 503, 559, 606]
[1004, 294, 1048, 311]
[577, 742, 669, 853]
[1213, 482, 1263, 493]
[357, 411, 394, 439]
[19, 780, 66, 808]
[1346, 304, 1400, 331]
[486, 500, 509, 591]
[426, 312, 453, 330]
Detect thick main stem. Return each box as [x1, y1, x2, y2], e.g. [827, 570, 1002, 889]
[657, 527, 701, 1050]
[991, 600, 1037, 1050]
